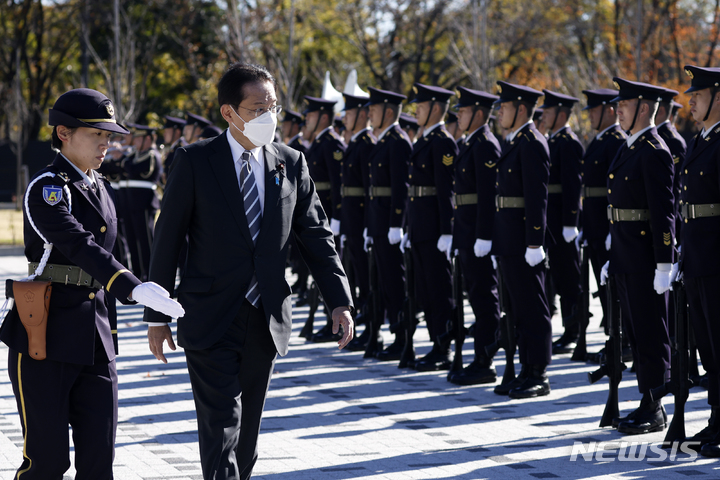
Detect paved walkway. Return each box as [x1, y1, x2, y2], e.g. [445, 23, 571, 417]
[1, 254, 719, 479]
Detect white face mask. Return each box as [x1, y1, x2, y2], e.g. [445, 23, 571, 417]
[231, 107, 277, 148]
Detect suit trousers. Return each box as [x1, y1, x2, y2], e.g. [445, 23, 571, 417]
[457, 249, 500, 357]
[185, 300, 277, 480]
[498, 255, 552, 366]
[8, 336, 117, 480]
[615, 271, 671, 394]
[412, 239, 452, 342]
[686, 275, 720, 406]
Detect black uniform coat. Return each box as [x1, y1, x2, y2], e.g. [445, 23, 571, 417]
[657, 121, 688, 240]
[546, 126, 584, 236]
[306, 127, 345, 221]
[144, 131, 353, 356]
[1, 155, 141, 365]
[287, 133, 307, 156]
[340, 128, 375, 238]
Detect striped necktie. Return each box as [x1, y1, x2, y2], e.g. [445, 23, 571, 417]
[240, 151, 262, 307]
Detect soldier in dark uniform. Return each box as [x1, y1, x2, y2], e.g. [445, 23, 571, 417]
[362, 87, 413, 359]
[120, 123, 163, 281]
[303, 96, 346, 342]
[199, 125, 222, 139]
[403, 83, 459, 371]
[537, 91, 585, 355]
[445, 110, 464, 142]
[161, 115, 186, 178]
[446, 87, 502, 385]
[600, 77, 675, 434]
[491, 82, 552, 398]
[0, 88, 183, 479]
[399, 112, 419, 143]
[184, 112, 212, 145]
[674, 66, 720, 455]
[578, 89, 626, 345]
[281, 109, 306, 154]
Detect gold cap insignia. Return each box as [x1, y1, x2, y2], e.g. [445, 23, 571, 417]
[105, 103, 115, 117]
[686, 69, 694, 79]
[498, 84, 503, 93]
[412, 85, 418, 94]
[613, 80, 620, 90]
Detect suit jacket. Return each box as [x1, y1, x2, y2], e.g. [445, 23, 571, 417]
[547, 126, 584, 237]
[679, 122, 720, 278]
[143, 132, 353, 356]
[0, 155, 141, 365]
[607, 127, 675, 274]
[492, 123, 550, 256]
[454, 124, 501, 249]
[306, 128, 345, 221]
[340, 128, 375, 238]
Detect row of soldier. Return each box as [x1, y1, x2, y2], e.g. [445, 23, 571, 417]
[277, 66, 720, 457]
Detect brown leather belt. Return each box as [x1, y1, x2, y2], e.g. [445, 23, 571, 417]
[29, 263, 103, 289]
[607, 207, 649, 222]
[454, 193, 478, 206]
[407, 186, 437, 197]
[495, 195, 525, 208]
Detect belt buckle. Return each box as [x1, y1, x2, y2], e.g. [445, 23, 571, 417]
[690, 204, 696, 219]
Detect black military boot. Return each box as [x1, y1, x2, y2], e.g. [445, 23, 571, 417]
[552, 306, 579, 354]
[415, 340, 452, 372]
[617, 396, 666, 434]
[494, 365, 528, 395]
[686, 407, 720, 452]
[375, 335, 404, 361]
[508, 364, 551, 399]
[311, 321, 342, 343]
[448, 356, 497, 386]
[345, 325, 371, 352]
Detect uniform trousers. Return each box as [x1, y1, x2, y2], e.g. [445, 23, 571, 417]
[344, 235, 368, 312]
[411, 240, 452, 342]
[614, 271, 671, 394]
[498, 255, 552, 366]
[546, 239, 581, 321]
[8, 336, 117, 480]
[585, 237, 609, 325]
[686, 275, 720, 406]
[373, 235, 405, 326]
[184, 300, 277, 480]
[121, 188, 157, 282]
[457, 249, 500, 357]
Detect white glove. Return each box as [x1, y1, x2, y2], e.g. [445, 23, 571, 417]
[605, 233, 611, 251]
[388, 227, 403, 245]
[491, 255, 498, 270]
[600, 261, 609, 285]
[524, 246, 545, 267]
[363, 229, 373, 252]
[654, 263, 673, 294]
[330, 218, 341, 236]
[437, 234, 453, 256]
[563, 226, 579, 243]
[400, 232, 411, 253]
[474, 239, 492, 257]
[132, 282, 185, 318]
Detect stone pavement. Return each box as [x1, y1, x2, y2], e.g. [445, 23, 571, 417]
[1, 252, 719, 479]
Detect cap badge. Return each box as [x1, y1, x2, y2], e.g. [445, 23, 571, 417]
[685, 69, 694, 79]
[412, 85, 418, 94]
[613, 81, 620, 89]
[105, 103, 115, 118]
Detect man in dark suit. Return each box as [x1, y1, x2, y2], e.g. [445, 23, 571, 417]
[144, 63, 354, 480]
[675, 66, 720, 456]
[601, 77, 675, 435]
[491, 81, 552, 399]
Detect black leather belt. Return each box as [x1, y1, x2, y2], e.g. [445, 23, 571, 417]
[607, 206, 649, 222]
[29, 263, 103, 289]
[407, 186, 437, 197]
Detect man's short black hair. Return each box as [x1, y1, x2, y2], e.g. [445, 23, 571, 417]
[217, 63, 276, 108]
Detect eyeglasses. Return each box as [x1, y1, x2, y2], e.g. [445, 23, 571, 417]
[237, 104, 282, 118]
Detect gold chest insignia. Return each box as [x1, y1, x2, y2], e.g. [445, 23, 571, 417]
[442, 154, 454, 166]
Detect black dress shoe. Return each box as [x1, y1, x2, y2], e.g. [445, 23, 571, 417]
[508, 365, 550, 399]
[494, 366, 527, 395]
[345, 327, 370, 352]
[448, 358, 496, 385]
[552, 331, 579, 355]
[685, 407, 720, 451]
[617, 404, 666, 434]
[376, 337, 404, 361]
[415, 343, 451, 371]
[612, 403, 667, 428]
[311, 324, 342, 343]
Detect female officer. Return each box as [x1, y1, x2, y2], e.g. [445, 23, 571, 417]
[0, 88, 184, 479]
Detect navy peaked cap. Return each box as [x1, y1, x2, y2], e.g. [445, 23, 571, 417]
[186, 112, 212, 128]
[683, 65, 720, 94]
[495, 81, 543, 104]
[454, 87, 499, 109]
[366, 87, 406, 106]
[163, 115, 186, 129]
[611, 77, 667, 103]
[539, 90, 580, 109]
[410, 83, 454, 104]
[282, 109, 303, 123]
[49, 88, 129, 135]
[399, 113, 418, 130]
[302, 96, 336, 114]
[581, 89, 619, 110]
[342, 93, 370, 111]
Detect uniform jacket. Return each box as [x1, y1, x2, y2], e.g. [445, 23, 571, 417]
[657, 121, 688, 240]
[406, 125, 459, 243]
[0, 155, 141, 365]
[547, 126, 584, 237]
[143, 132, 353, 356]
[607, 127, 675, 274]
[453, 124, 501, 249]
[287, 134, 307, 156]
[679, 123, 720, 278]
[123, 147, 162, 211]
[367, 124, 412, 237]
[492, 122, 551, 256]
[340, 128, 376, 238]
[580, 125, 626, 240]
[306, 128, 345, 221]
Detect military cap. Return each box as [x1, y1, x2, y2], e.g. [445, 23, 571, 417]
[302, 96, 337, 114]
[409, 83, 454, 104]
[453, 87, 499, 109]
[581, 88, 619, 110]
[446, 111, 458, 124]
[671, 100, 683, 111]
[611, 77, 666, 103]
[532, 108, 544, 121]
[365, 87, 406, 106]
[125, 123, 156, 135]
[48, 88, 129, 135]
[539, 90, 580, 109]
[163, 115, 186, 129]
[186, 112, 212, 128]
[399, 113, 418, 130]
[495, 81, 543, 104]
[200, 125, 222, 138]
[282, 109, 303, 124]
[658, 87, 679, 104]
[334, 115, 345, 131]
[683, 65, 720, 93]
[342, 93, 370, 111]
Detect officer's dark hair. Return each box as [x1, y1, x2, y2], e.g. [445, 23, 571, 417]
[218, 63, 276, 108]
[477, 106, 492, 124]
[51, 126, 78, 151]
[557, 106, 572, 120]
[512, 100, 536, 118]
[639, 99, 659, 120]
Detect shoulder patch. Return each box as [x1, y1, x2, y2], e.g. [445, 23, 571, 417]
[333, 150, 343, 161]
[42, 185, 63, 205]
[442, 154, 454, 166]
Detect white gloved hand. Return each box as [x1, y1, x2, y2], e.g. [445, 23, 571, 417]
[132, 282, 185, 318]
[330, 218, 341, 236]
[474, 239, 492, 257]
[437, 234, 453, 254]
[388, 227, 403, 245]
[605, 233, 611, 251]
[363, 228, 373, 252]
[491, 255, 498, 270]
[563, 226, 579, 243]
[654, 263, 673, 294]
[400, 232, 410, 253]
[600, 261, 609, 285]
[524, 246, 545, 267]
